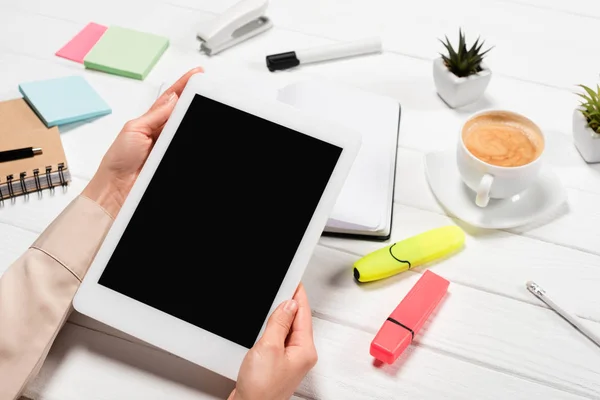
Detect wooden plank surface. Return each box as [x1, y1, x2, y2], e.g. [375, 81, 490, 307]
[497, 0, 600, 18]
[305, 245, 600, 397]
[320, 201, 600, 320]
[23, 316, 588, 400]
[162, 0, 600, 88]
[1, 0, 599, 399]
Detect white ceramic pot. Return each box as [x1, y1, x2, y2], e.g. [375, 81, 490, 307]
[572, 108, 600, 163]
[433, 57, 492, 109]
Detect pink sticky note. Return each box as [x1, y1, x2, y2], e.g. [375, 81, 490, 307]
[56, 22, 108, 63]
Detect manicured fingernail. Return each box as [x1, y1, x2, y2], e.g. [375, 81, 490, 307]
[284, 299, 298, 313]
[166, 92, 177, 103]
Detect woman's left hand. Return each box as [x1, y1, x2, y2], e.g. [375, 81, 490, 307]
[82, 67, 203, 217]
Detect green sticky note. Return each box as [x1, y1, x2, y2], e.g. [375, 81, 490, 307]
[83, 26, 169, 80]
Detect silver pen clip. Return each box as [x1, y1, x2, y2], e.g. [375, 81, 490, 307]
[197, 0, 273, 56]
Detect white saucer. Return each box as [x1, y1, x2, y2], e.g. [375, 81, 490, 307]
[424, 149, 567, 229]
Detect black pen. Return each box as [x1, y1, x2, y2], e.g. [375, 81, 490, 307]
[0, 147, 43, 163]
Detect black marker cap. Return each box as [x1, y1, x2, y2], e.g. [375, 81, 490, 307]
[266, 51, 300, 71]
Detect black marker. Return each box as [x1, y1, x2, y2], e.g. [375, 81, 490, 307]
[266, 37, 382, 71]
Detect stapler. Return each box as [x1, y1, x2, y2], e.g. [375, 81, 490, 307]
[197, 0, 273, 56]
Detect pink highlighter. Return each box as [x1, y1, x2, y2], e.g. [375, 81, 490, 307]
[370, 270, 449, 364]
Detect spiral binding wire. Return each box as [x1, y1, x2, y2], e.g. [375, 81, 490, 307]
[58, 163, 66, 186]
[20, 172, 28, 195]
[0, 164, 67, 200]
[45, 166, 53, 189]
[33, 168, 41, 192]
[6, 175, 15, 198]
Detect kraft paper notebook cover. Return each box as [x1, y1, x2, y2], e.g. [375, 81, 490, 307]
[0, 99, 71, 199]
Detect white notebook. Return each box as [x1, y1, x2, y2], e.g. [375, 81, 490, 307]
[157, 75, 400, 240]
[277, 79, 401, 240]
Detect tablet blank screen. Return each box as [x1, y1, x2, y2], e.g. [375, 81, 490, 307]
[98, 94, 342, 349]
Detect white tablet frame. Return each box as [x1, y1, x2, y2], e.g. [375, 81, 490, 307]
[73, 72, 361, 381]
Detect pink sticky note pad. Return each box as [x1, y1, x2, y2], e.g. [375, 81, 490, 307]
[56, 22, 108, 63]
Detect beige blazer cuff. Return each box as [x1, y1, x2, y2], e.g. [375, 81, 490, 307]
[0, 195, 113, 400]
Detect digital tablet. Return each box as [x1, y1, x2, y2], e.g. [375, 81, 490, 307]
[73, 73, 361, 381]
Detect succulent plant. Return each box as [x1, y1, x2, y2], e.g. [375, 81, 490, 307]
[439, 29, 493, 78]
[576, 84, 600, 134]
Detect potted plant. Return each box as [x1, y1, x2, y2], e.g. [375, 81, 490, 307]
[573, 84, 600, 163]
[434, 29, 494, 108]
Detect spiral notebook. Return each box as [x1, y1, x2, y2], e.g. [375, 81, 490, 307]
[0, 99, 70, 199]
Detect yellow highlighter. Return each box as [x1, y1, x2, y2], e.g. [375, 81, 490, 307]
[353, 225, 465, 282]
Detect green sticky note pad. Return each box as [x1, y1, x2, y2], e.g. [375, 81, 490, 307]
[83, 26, 169, 80]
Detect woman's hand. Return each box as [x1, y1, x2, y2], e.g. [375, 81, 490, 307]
[228, 283, 318, 400]
[82, 67, 203, 217]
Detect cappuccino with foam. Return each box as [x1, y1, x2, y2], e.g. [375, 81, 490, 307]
[462, 111, 544, 167]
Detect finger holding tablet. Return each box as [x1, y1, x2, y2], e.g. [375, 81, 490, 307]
[286, 283, 316, 352]
[261, 298, 299, 348]
[230, 284, 317, 400]
[151, 66, 204, 112]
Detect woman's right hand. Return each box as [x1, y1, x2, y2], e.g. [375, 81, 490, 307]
[228, 283, 318, 400]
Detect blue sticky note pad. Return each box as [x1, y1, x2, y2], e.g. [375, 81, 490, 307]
[18, 76, 111, 127]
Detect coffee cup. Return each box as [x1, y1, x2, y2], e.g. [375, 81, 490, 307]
[457, 110, 545, 207]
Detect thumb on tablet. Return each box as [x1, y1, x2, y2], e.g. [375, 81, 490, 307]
[136, 92, 179, 139]
[261, 299, 298, 347]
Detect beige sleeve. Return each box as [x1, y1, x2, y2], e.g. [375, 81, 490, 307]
[0, 195, 113, 400]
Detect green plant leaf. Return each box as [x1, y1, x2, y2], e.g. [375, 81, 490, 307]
[576, 93, 593, 103]
[458, 28, 465, 56]
[474, 38, 484, 53]
[580, 84, 598, 100]
[479, 46, 494, 58]
[468, 37, 481, 55]
[440, 40, 453, 57]
[440, 36, 458, 60]
[577, 83, 600, 133]
[439, 29, 493, 77]
[588, 111, 600, 118]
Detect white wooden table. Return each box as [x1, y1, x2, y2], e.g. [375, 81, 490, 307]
[1, 0, 600, 399]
